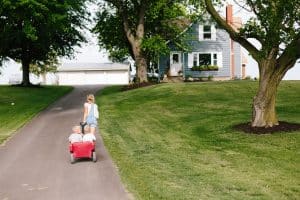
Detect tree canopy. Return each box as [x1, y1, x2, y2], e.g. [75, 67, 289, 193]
[93, 0, 193, 82]
[205, 0, 300, 127]
[0, 0, 90, 86]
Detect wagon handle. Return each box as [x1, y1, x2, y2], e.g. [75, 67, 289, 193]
[80, 122, 87, 134]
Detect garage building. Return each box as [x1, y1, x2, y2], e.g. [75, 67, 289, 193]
[57, 63, 130, 85]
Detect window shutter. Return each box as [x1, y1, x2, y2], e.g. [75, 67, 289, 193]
[188, 53, 193, 68]
[211, 25, 216, 41]
[217, 52, 223, 68]
[199, 25, 203, 41]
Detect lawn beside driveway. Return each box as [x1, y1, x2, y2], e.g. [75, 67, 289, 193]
[97, 81, 300, 200]
[0, 86, 72, 144]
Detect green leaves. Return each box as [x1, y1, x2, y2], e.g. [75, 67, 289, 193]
[141, 35, 169, 60]
[23, 21, 38, 41]
[0, 0, 90, 84]
[93, 0, 196, 63]
[239, 0, 300, 53]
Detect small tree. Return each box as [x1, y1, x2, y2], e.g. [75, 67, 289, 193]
[205, 0, 300, 128]
[0, 0, 90, 86]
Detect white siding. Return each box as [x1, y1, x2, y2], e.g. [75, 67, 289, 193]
[58, 70, 129, 85]
[198, 25, 204, 41]
[211, 25, 217, 41]
[217, 52, 223, 68]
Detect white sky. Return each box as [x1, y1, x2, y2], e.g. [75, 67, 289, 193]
[0, 1, 299, 81]
[225, 0, 299, 80]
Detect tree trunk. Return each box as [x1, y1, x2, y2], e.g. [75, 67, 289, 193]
[136, 55, 148, 83]
[21, 59, 31, 86]
[251, 61, 283, 127]
[132, 43, 148, 83]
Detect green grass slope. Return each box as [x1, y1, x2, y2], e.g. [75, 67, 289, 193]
[0, 86, 72, 144]
[97, 81, 300, 200]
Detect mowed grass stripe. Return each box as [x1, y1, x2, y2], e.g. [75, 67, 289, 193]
[0, 86, 72, 144]
[97, 81, 300, 200]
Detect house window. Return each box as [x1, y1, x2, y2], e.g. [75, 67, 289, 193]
[192, 53, 221, 67]
[172, 54, 179, 64]
[188, 52, 222, 68]
[203, 25, 211, 39]
[193, 54, 198, 66]
[199, 24, 216, 41]
[198, 53, 211, 66]
[213, 53, 217, 65]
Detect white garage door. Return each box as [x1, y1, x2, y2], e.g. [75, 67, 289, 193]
[58, 71, 129, 85]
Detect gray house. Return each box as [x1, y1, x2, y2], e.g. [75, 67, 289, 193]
[158, 5, 247, 80]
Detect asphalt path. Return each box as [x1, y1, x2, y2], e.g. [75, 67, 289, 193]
[0, 85, 131, 200]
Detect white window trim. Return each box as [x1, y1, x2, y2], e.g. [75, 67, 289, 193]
[199, 24, 217, 41]
[191, 52, 223, 68]
[188, 53, 193, 68]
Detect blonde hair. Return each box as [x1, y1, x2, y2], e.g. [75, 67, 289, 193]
[87, 94, 95, 103]
[72, 125, 81, 132]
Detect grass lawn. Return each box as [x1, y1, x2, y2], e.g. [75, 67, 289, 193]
[0, 85, 72, 144]
[97, 81, 300, 200]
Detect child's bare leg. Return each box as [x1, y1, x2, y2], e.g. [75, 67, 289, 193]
[90, 126, 96, 135]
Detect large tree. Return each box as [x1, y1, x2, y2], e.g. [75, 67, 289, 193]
[0, 0, 90, 86]
[30, 51, 58, 84]
[93, 0, 190, 83]
[205, 0, 300, 127]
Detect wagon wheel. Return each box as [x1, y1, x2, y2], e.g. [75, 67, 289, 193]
[92, 151, 97, 162]
[70, 153, 75, 164]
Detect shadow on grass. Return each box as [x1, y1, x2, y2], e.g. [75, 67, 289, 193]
[10, 83, 43, 88]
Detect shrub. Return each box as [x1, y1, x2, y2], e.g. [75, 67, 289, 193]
[191, 65, 219, 71]
[208, 75, 214, 81]
[244, 76, 252, 80]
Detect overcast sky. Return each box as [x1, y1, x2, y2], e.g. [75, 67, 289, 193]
[225, 0, 299, 79]
[0, 1, 299, 81]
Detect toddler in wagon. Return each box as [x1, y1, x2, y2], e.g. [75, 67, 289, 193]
[68, 125, 83, 143]
[82, 126, 96, 142]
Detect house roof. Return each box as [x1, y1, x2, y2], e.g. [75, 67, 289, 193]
[58, 62, 129, 72]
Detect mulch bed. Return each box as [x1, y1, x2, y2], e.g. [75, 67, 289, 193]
[233, 121, 300, 134]
[121, 82, 159, 91]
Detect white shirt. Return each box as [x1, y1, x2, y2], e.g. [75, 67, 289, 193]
[68, 133, 83, 143]
[82, 133, 96, 142]
[84, 103, 99, 118]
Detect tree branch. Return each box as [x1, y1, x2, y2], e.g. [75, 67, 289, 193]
[232, 0, 252, 12]
[136, 1, 147, 39]
[116, 3, 135, 45]
[247, 0, 259, 16]
[243, 32, 264, 44]
[205, 0, 261, 61]
[277, 33, 300, 71]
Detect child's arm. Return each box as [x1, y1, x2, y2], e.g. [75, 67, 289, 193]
[83, 104, 88, 122]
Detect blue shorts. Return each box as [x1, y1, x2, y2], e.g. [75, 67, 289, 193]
[88, 122, 97, 128]
[86, 116, 97, 127]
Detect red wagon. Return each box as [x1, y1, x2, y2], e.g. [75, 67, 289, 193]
[69, 141, 96, 164]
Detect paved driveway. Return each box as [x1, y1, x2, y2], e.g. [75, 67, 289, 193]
[0, 85, 130, 200]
